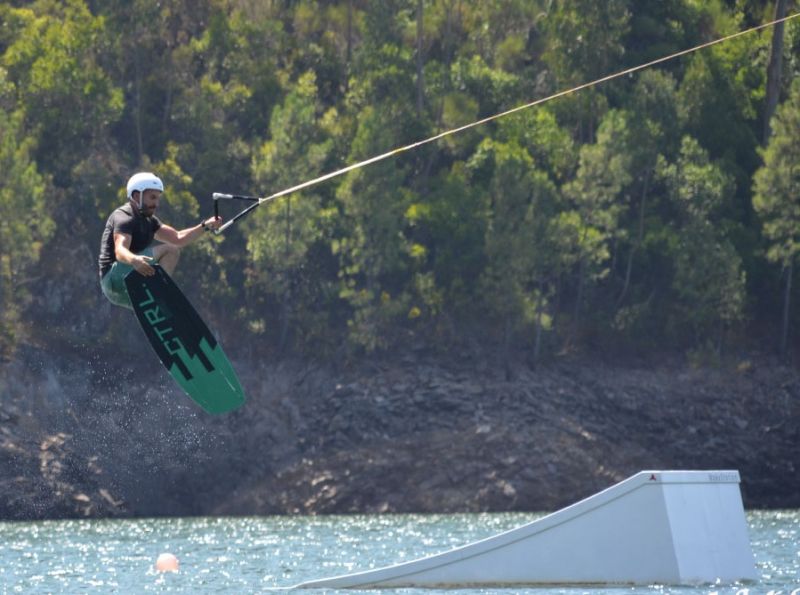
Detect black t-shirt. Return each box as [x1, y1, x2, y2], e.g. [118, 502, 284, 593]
[98, 203, 162, 276]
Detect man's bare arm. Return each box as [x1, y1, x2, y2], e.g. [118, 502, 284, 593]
[154, 217, 221, 247]
[113, 233, 155, 275]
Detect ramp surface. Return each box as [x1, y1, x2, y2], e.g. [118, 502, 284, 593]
[292, 470, 756, 588]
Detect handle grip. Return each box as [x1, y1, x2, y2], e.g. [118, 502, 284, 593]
[214, 220, 235, 235]
[212, 192, 260, 201]
[210, 192, 267, 234]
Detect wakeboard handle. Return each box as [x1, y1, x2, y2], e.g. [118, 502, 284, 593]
[212, 192, 264, 235]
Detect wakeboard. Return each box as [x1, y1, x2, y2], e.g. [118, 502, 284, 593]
[124, 265, 245, 414]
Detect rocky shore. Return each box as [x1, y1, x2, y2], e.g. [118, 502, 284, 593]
[1, 340, 798, 520]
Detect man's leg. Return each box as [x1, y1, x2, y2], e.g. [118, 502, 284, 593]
[153, 243, 180, 275]
[101, 266, 134, 309]
[100, 246, 158, 309]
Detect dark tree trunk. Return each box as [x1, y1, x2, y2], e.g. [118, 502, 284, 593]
[617, 170, 651, 308]
[347, 0, 354, 92]
[134, 51, 144, 162]
[533, 281, 545, 365]
[416, 0, 425, 117]
[279, 196, 293, 351]
[781, 262, 792, 359]
[763, 0, 787, 144]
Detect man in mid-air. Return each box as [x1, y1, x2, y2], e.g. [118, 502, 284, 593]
[98, 171, 221, 309]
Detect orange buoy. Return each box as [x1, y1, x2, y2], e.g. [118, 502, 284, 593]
[155, 552, 179, 572]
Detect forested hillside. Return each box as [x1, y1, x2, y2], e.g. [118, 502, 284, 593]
[2, 0, 800, 364]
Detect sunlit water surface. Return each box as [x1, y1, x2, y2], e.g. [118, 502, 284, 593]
[0, 511, 797, 593]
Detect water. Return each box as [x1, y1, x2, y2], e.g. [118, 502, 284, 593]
[0, 511, 797, 593]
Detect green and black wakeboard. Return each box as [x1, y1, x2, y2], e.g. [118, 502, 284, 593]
[125, 265, 245, 414]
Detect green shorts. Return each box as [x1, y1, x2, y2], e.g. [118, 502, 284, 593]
[100, 247, 155, 310]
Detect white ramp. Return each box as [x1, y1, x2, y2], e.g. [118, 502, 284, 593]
[293, 470, 756, 588]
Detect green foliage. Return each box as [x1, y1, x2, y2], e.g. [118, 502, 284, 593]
[468, 137, 563, 345]
[1, 1, 123, 185]
[677, 31, 764, 223]
[335, 90, 420, 350]
[0, 87, 53, 357]
[564, 110, 632, 287]
[542, 0, 630, 142]
[542, 0, 631, 83]
[0, 0, 793, 359]
[410, 163, 486, 315]
[753, 79, 800, 269]
[497, 108, 577, 182]
[247, 71, 333, 350]
[660, 137, 745, 344]
[451, 54, 521, 116]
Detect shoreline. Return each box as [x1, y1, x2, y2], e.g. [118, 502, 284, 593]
[1, 344, 798, 520]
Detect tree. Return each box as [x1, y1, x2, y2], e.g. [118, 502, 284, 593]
[563, 110, 632, 339]
[763, 0, 788, 144]
[614, 70, 679, 310]
[624, 0, 694, 65]
[0, 0, 793, 362]
[456, 0, 546, 71]
[542, 0, 631, 142]
[753, 79, 800, 357]
[171, 2, 288, 309]
[335, 105, 415, 352]
[677, 32, 764, 223]
[0, 87, 54, 358]
[542, 0, 631, 83]
[97, 0, 225, 164]
[468, 138, 563, 364]
[406, 163, 485, 330]
[415, 0, 425, 115]
[661, 137, 744, 352]
[248, 71, 333, 351]
[497, 106, 577, 184]
[1, 0, 123, 186]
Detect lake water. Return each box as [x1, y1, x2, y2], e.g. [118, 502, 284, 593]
[0, 511, 797, 593]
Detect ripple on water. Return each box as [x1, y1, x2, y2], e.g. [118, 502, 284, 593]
[0, 511, 797, 593]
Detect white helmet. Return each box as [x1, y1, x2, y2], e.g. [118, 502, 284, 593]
[126, 172, 164, 207]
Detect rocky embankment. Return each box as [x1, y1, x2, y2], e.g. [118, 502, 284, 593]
[1, 342, 798, 520]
